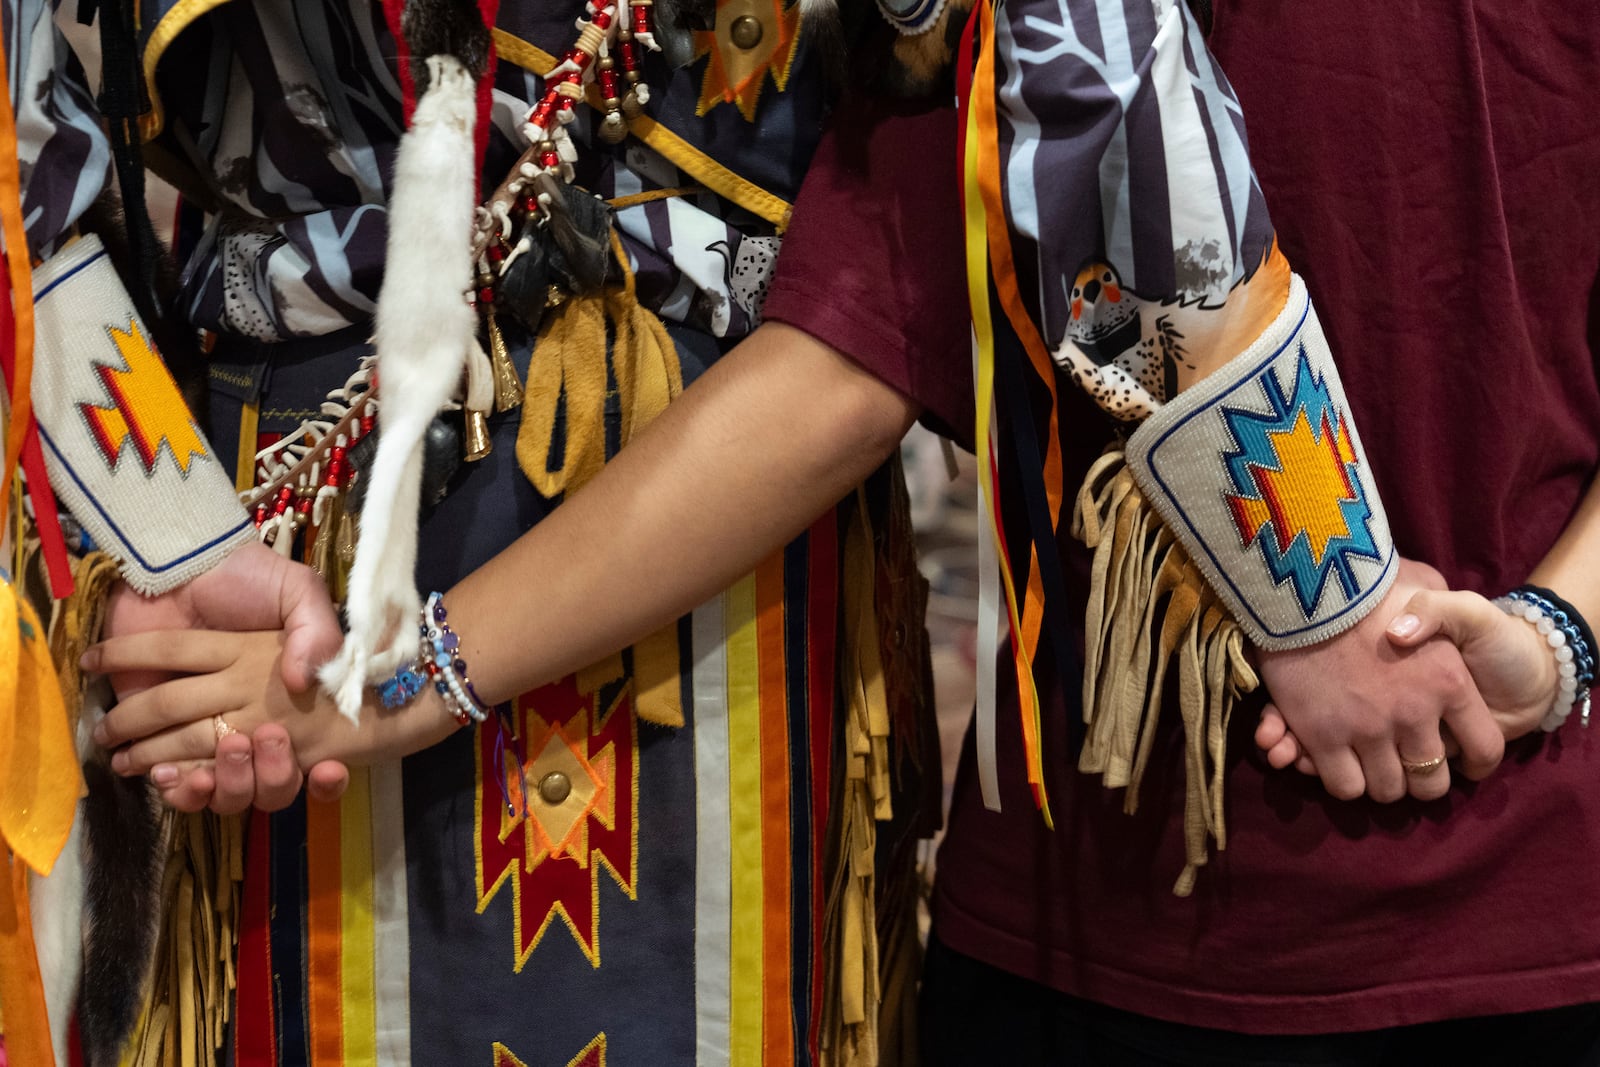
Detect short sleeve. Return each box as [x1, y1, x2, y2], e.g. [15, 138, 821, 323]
[763, 97, 975, 450]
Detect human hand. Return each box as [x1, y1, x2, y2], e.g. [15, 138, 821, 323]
[150, 726, 354, 814]
[85, 629, 455, 799]
[1384, 590, 1560, 740]
[101, 540, 343, 696]
[100, 541, 353, 811]
[1251, 558, 1503, 803]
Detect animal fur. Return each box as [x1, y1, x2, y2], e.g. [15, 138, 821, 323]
[400, 0, 492, 90]
[878, 0, 973, 99]
[27, 685, 164, 1067]
[320, 55, 482, 720]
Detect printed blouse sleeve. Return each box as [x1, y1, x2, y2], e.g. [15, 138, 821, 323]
[977, 0, 1397, 651]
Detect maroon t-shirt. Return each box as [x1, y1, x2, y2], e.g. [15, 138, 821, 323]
[764, 97, 975, 446]
[769, 2, 1600, 1035]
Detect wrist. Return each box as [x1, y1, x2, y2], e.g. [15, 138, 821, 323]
[1494, 588, 1596, 730]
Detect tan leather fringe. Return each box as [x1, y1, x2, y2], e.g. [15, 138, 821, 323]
[125, 810, 242, 1067]
[1071, 448, 1258, 896]
[46, 550, 120, 736]
[34, 544, 240, 1066]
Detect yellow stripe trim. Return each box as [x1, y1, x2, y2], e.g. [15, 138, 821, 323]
[235, 400, 259, 492]
[626, 116, 791, 230]
[724, 574, 764, 1066]
[492, 29, 792, 230]
[140, 0, 238, 140]
[339, 768, 378, 1067]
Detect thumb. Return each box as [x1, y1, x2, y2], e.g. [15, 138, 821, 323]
[307, 760, 351, 803]
[1385, 589, 1499, 650]
[279, 566, 344, 693]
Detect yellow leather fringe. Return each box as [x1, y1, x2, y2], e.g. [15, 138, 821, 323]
[819, 490, 893, 1067]
[515, 237, 686, 727]
[47, 554, 240, 1067]
[47, 550, 121, 738]
[1071, 449, 1258, 896]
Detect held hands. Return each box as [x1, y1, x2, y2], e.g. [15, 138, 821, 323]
[1251, 558, 1505, 803]
[98, 543, 355, 812]
[102, 540, 344, 696]
[1256, 562, 1560, 801]
[86, 627, 458, 809]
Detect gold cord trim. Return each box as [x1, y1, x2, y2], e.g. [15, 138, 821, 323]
[605, 185, 704, 210]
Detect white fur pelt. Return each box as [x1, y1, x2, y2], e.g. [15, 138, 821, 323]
[320, 55, 481, 721]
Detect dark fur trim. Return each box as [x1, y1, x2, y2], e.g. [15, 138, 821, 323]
[77, 760, 165, 1067]
[876, 0, 973, 100]
[403, 0, 493, 92]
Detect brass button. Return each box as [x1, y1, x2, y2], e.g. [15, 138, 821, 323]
[538, 771, 572, 805]
[729, 14, 763, 49]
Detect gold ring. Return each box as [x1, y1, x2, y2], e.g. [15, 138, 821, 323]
[213, 716, 238, 741]
[1400, 753, 1445, 775]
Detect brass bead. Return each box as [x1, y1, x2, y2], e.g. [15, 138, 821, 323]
[464, 408, 492, 462]
[598, 110, 628, 144]
[729, 14, 763, 49]
[538, 771, 572, 805]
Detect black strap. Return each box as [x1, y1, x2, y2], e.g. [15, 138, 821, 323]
[93, 0, 165, 335]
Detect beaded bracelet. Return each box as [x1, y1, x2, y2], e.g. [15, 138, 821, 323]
[376, 592, 490, 726]
[1493, 586, 1596, 731]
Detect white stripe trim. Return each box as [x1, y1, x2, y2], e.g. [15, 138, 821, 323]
[370, 761, 412, 1067]
[692, 594, 733, 1067]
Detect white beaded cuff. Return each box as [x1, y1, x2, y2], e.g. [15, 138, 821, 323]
[1125, 275, 1397, 650]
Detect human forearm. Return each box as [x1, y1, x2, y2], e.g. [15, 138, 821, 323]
[1527, 473, 1600, 624]
[445, 321, 918, 706]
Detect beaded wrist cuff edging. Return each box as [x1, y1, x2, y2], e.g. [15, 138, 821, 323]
[1494, 586, 1595, 731]
[1125, 275, 1397, 650]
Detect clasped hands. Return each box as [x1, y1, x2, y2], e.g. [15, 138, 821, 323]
[85, 552, 1560, 813]
[1254, 557, 1559, 803]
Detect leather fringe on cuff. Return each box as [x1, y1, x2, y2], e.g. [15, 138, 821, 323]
[1072, 448, 1258, 896]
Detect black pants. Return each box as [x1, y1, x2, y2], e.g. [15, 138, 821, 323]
[919, 935, 1600, 1066]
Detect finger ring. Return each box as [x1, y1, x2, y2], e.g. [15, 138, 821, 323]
[213, 716, 238, 741]
[1400, 753, 1445, 775]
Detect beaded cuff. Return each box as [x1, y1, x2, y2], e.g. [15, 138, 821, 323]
[31, 236, 255, 594]
[1124, 275, 1397, 650]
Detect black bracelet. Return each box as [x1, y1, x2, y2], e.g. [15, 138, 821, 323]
[1523, 585, 1600, 675]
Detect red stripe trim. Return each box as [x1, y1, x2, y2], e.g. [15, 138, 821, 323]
[235, 810, 278, 1065]
[305, 801, 344, 1065]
